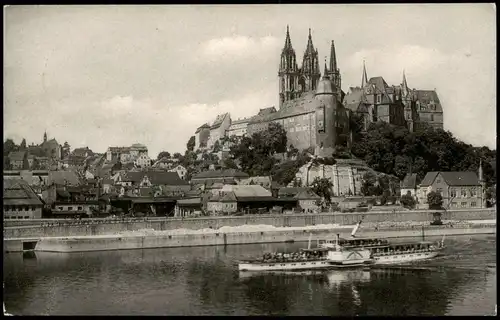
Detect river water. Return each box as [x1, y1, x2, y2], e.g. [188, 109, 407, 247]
[3, 234, 496, 316]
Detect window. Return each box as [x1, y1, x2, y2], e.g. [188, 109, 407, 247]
[24, 216, 29, 219]
[461, 202, 467, 208]
[461, 189, 467, 198]
[470, 202, 477, 207]
[78, 206, 83, 211]
[58, 207, 63, 210]
[430, 114, 434, 121]
[436, 178, 441, 183]
[470, 188, 477, 197]
[450, 188, 457, 197]
[436, 188, 443, 196]
[290, 117, 294, 123]
[68, 207, 73, 211]
[377, 95, 381, 103]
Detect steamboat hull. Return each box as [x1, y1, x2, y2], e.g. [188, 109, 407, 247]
[372, 249, 441, 265]
[238, 259, 371, 272]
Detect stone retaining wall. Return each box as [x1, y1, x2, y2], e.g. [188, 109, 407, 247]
[3, 208, 496, 239]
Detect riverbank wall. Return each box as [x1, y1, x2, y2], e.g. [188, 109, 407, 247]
[3, 224, 494, 253]
[3, 208, 496, 239]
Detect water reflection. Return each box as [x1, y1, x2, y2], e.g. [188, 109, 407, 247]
[3, 234, 496, 316]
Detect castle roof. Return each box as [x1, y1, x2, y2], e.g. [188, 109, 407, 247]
[249, 95, 320, 124]
[368, 77, 393, 104]
[258, 107, 277, 116]
[229, 118, 251, 126]
[195, 123, 210, 133]
[211, 113, 230, 129]
[415, 90, 443, 112]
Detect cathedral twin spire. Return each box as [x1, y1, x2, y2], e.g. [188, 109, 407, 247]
[279, 26, 340, 107]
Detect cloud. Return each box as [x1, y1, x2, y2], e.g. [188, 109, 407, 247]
[201, 35, 280, 60]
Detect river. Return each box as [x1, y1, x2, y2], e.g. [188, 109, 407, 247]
[3, 234, 496, 316]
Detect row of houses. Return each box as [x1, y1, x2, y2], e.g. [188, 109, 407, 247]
[400, 170, 487, 209]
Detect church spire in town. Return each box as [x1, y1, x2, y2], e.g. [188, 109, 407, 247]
[43, 130, 47, 143]
[361, 60, 368, 88]
[283, 25, 293, 51]
[329, 40, 337, 72]
[402, 69, 409, 96]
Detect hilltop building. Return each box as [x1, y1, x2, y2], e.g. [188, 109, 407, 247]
[192, 26, 445, 157]
[106, 143, 149, 164]
[194, 27, 351, 157]
[344, 64, 443, 132]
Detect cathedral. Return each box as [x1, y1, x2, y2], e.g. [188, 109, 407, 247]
[194, 26, 444, 157]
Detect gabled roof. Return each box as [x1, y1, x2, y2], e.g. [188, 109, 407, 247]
[72, 147, 93, 157]
[191, 169, 249, 180]
[48, 170, 81, 186]
[401, 173, 418, 189]
[209, 191, 237, 202]
[420, 171, 480, 187]
[221, 184, 272, 199]
[211, 113, 230, 129]
[368, 77, 393, 104]
[124, 171, 189, 185]
[8, 151, 26, 161]
[294, 189, 321, 200]
[278, 187, 309, 197]
[3, 178, 44, 206]
[239, 176, 272, 188]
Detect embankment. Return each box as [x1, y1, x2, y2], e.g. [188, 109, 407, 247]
[3, 208, 496, 239]
[12, 224, 496, 253]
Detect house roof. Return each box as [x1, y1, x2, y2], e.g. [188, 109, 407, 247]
[209, 191, 238, 202]
[229, 118, 251, 126]
[239, 176, 272, 187]
[48, 170, 81, 186]
[221, 184, 272, 199]
[420, 171, 480, 187]
[72, 147, 92, 157]
[8, 151, 26, 161]
[191, 169, 249, 180]
[3, 178, 44, 206]
[124, 171, 189, 185]
[177, 197, 202, 206]
[294, 189, 321, 200]
[401, 173, 418, 189]
[278, 187, 309, 197]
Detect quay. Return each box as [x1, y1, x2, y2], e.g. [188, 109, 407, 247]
[3, 221, 496, 253]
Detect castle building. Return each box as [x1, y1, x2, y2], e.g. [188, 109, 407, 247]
[195, 27, 351, 158]
[193, 26, 445, 157]
[106, 143, 148, 164]
[344, 63, 444, 132]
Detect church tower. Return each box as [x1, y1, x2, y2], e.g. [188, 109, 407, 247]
[43, 131, 47, 143]
[300, 29, 321, 93]
[278, 25, 299, 108]
[325, 40, 342, 100]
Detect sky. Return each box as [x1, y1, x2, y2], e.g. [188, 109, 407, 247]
[4, 4, 497, 158]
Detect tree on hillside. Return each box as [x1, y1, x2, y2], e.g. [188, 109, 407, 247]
[310, 177, 333, 205]
[186, 136, 196, 152]
[173, 152, 182, 160]
[427, 191, 443, 210]
[4, 139, 17, 156]
[229, 122, 288, 177]
[157, 151, 171, 160]
[351, 121, 496, 187]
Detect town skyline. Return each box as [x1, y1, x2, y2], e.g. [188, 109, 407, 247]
[4, 4, 496, 157]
